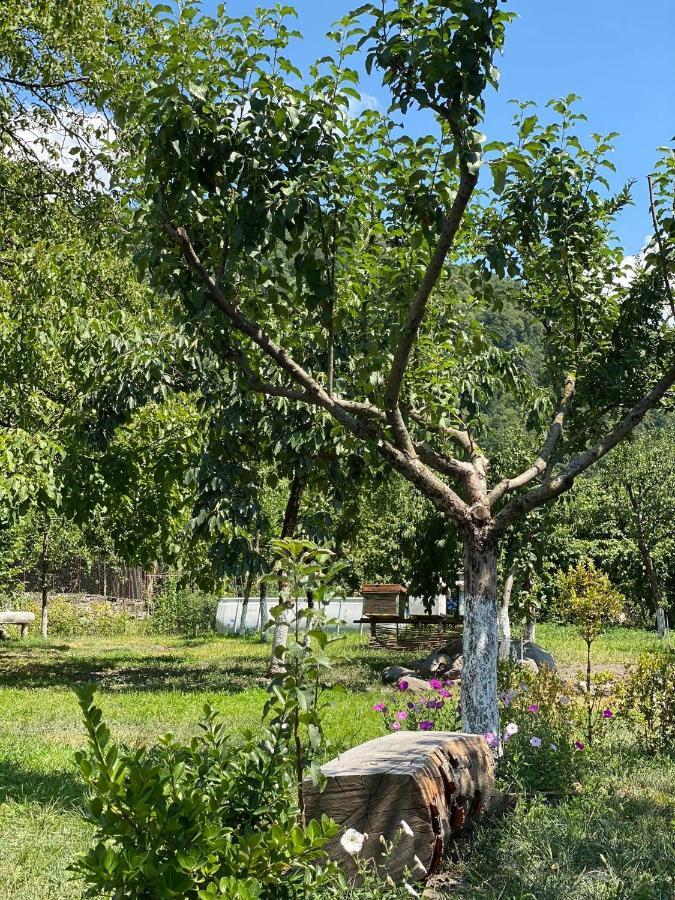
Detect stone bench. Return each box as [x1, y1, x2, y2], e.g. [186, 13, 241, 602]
[0, 611, 36, 639]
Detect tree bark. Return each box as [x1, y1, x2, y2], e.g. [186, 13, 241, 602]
[461, 535, 499, 737]
[40, 525, 50, 640]
[258, 579, 269, 642]
[237, 568, 254, 637]
[268, 471, 307, 673]
[498, 563, 516, 661]
[524, 609, 536, 643]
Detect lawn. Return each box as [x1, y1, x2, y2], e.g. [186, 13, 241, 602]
[0, 627, 673, 899]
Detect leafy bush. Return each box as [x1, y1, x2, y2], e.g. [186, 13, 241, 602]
[496, 663, 581, 794]
[21, 595, 138, 636]
[73, 686, 338, 898]
[371, 676, 461, 733]
[621, 652, 675, 754]
[148, 584, 218, 636]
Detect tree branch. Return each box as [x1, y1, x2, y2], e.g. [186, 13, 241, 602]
[383, 169, 478, 431]
[647, 174, 675, 321]
[163, 221, 471, 524]
[488, 374, 576, 505]
[492, 363, 675, 535]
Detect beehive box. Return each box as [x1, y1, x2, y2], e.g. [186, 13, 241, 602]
[361, 583, 407, 618]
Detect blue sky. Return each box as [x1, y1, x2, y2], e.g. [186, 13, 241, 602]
[204, 1, 675, 253]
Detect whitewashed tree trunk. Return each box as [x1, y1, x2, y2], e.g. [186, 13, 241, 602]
[524, 609, 536, 642]
[268, 593, 293, 675]
[258, 581, 270, 642]
[40, 525, 50, 640]
[461, 537, 499, 737]
[656, 606, 667, 639]
[498, 563, 516, 661]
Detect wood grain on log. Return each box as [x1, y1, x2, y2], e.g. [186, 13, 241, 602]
[304, 731, 494, 884]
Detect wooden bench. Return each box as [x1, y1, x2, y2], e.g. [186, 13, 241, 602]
[0, 611, 36, 639]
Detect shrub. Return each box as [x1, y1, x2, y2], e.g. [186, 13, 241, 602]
[621, 652, 675, 754]
[496, 663, 581, 794]
[21, 595, 138, 637]
[73, 686, 338, 898]
[148, 584, 218, 636]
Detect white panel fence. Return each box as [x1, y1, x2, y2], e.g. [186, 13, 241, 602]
[215, 594, 447, 635]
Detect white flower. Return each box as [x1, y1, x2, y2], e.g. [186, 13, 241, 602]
[403, 884, 420, 897]
[340, 828, 365, 856]
[503, 722, 518, 738]
[400, 819, 414, 837]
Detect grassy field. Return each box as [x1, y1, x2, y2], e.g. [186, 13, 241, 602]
[0, 626, 673, 899]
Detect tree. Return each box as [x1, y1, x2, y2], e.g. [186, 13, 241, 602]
[98, 1, 675, 734]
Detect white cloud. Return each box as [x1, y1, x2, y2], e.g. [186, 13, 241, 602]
[348, 92, 381, 118]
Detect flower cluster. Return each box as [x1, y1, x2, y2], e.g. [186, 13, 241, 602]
[372, 676, 461, 733]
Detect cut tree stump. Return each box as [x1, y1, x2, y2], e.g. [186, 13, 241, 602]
[304, 731, 494, 884]
[0, 611, 35, 639]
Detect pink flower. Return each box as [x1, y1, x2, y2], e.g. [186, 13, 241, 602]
[574, 740, 585, 751]
[602, 708, 614, 719]
[428, 678, 443, 690]
[527, 704, 539, 714]
[484, 731, 499, 749]
[397, 680, 409, 691]
[396, 711, 409, 721]
[439, 688, 451, 698]
[391, 722, 402, 731]
[372, 703, 386, 712]
[529, 736, 542, 748]
[418, 720, 434, 731]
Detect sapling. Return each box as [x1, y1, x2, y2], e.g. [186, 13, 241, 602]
[555, 560, 623, 745]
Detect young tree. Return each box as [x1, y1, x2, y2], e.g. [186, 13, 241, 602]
[99, 1, 675, 734]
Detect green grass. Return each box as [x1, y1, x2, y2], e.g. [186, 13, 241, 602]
[0, 628, 672, 899]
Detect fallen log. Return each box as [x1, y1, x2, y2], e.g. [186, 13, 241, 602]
[304, 731, 494, 884]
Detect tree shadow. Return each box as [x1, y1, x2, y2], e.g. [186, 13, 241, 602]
[0, 758, 84, 810]
[0, 648, 267, 694]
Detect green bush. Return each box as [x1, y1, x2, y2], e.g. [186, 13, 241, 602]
[148, 584, 218, 636]
[621, 652, 675, 754]
[496, 663, 581, 794]
[73, 686, 338, 899]
[21, 595, 138, 637]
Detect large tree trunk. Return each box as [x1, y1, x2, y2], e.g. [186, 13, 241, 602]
[39, 525, 50, 640]
[461, 535, 499, 737]
[498, 562, 516, 661]
[268, 471, 307, 674]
